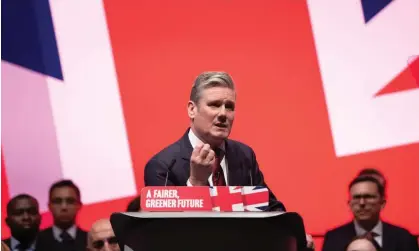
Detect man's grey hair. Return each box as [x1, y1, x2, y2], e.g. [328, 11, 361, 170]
[190, 71, 235, 103]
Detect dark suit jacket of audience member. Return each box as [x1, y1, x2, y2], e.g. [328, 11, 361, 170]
[322, 221, 419, 251]
[2, 237, 36, 250]
[35, 227, 87, 251]
[144, 128, 286, 211]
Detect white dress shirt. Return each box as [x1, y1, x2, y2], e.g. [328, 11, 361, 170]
[52, 224, 77, 242]
[187, 129, 228, 186]
[10, 237, 36, 251]
[354, 220, 383, 247]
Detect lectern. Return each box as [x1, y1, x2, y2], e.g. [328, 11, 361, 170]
[111, 211, 307, 251]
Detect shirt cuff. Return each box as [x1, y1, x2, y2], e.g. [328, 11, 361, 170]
[187, 179, 193, 186]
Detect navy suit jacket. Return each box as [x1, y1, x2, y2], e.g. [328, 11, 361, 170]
[144, 128, 286, 211]
[322, 221, 419, 251]
[34, 227, 87, 251]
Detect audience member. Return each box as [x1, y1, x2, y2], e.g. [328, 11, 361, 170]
[2, 194, 41, 251]
[126, 196, 141, 212]
[35, 179, 87, 251]
[87, 219, 120, 251]
[322, 176, 418, 251]
[346, 234, 381, 251]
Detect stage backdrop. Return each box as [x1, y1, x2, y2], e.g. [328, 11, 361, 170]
[2, 0, 418, 248]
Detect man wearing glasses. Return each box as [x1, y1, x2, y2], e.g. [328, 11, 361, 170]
[35, 179, 87, 251]
[87, 219, 119, 251]
[322, 175, 418, 251]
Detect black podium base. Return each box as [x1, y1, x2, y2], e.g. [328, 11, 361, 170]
[111, 212, 307, 251]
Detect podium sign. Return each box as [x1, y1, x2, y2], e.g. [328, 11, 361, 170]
[141, 186, 269, 212]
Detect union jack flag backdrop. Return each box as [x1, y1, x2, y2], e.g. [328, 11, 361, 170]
[2, 0, 418, 248]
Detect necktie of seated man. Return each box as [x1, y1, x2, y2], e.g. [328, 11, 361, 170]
[60, 231, 74, 245]
[364, 232, 379, 246]
[212, 148, 225, 186]
[365, 232, 378, 239]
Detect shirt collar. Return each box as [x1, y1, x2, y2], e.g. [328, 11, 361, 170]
[188, 128, 226, 153]
[52, 224, 77, 241]
[10, 236, 36, 250]
[354, 220, 383, 236]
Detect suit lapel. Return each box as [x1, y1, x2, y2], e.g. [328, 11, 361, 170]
[180, 129, 193, 161]
[225, 140, 244, 185]
[75, 228, 87, 250]
[177, 129, 194, 184]
[347, 222, 357, 240]
[381, 222, 396, 251]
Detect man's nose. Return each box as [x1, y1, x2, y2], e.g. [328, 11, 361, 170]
[59, 202, 70, 210]
[103, 242, 112, 251]
[218, 106, 227, 118]
[21, 211, 31, 220]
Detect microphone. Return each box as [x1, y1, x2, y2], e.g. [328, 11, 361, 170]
[249, 169, 253, 186]
[164, 159, 177, 186]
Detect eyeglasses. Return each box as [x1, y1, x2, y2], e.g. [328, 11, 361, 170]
[351, 194, 380, 203]
[92, 236, 118, 249]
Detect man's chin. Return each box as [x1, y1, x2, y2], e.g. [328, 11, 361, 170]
[211, 131, 230, 140]
[57, 218, 75, 226]
[356, 215, 373, 222]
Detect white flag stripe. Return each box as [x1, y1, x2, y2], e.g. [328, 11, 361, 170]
[47, 0, 136, 204]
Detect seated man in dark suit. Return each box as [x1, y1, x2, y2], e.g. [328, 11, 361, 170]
[322, 175, 418, 251]
[35, 179, 87, 251]
[3, 194, 41, 251]
[144, 71, 285, 211]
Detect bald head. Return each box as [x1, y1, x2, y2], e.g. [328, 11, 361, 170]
[88, 219, 119, 251]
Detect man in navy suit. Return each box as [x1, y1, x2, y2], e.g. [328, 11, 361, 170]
[35, 179, 87, 251]
[322, 175, 419, 251]
[144, 71, 285, 211]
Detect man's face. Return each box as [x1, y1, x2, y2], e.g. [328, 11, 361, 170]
[89, 220, 120, 251]
[6, 198, 41, 237]
[349, 181, 385, 222]
[188, 86, 236, 146]
[49, 187, 81, 225]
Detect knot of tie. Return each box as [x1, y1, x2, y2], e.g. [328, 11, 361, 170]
[364, 231, 378, 240]
[214, 148, 224, 160]
[60, 231, 74, 243]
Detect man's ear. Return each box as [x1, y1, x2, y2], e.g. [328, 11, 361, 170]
[380, 198, 387, 210]
[187, 101, 197, 119]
